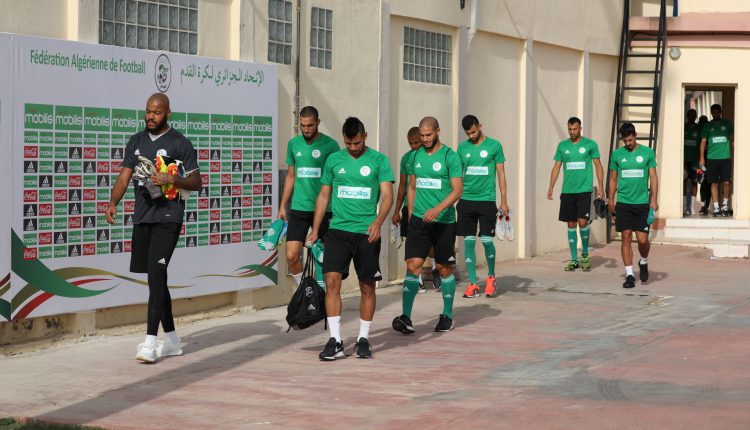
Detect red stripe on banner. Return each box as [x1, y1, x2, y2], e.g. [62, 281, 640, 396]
[11, 278, 112, 321]
[13, 292, 53, 321]
[261, 251, 278, 266]
[0, 273, 10, 287]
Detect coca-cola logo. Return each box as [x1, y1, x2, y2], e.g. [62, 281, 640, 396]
[97, 162, 110, 173]
[198, 149, 209, 159]
[24, 190, 38, 202]
[83, 189, 96, 200]
[83, 147, 97, 159]
[210, 210, 220, 221]
[38, 204, 52, 216]
[242, 220, 252, 230]
[253, 185, 262, 195]
[124, 201, 135, 213]
[231, 232, 241, 243]
[263, 207, 272, 217]
[210, 235, 220, 245]
[68, 217, 82, 228]
[54, 190, 68, 201]
[232, 186, 242, 196]
[97, 202, 109, 214]
[83, 243, 96, 255]
[210, 162, 221, 172]
[232, 149, 242, 159]
[242, 197, 252, 207]
[68, 176, 82, 187]
[39, 232, 52, 244]
[24, 146, 38, 158]
[198, 199, 209, 209]
[221, 174, 232, 184]
[23, 248, 37, 260]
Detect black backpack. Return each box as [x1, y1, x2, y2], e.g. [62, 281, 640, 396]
[286, 250, 327, 331]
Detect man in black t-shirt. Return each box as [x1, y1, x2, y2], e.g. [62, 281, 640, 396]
[106, 93, 202, 363]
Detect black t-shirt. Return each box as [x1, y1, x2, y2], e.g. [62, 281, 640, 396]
[121, 127, 199, 224]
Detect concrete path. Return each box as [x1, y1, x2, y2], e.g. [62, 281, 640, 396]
[1, 243, 749, 429]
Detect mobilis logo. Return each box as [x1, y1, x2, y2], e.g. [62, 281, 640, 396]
[155, 54, 171, 92]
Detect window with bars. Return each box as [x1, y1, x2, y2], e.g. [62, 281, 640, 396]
[268, 0, 293, 65]
[403, 27, 452, 85]
[310, 7, 332, 69]
[99, 0, 198, 55]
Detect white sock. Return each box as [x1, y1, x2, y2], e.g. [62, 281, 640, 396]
[625, 266, 634, 277]
[418, 273, 423, 286]
[689, 196, 696, 213]
[639, 257, 648, 265]
[291, 272, 303, 286]
[358, 319, 372, 340]
[144, 335, 157, 347]
[722, 198, 729, 206]
[714, 202, 720, 210]
[165, 331, 180, 345]
[327, 316, 341, 342]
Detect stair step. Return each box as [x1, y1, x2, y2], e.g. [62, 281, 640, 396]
[624, 86, 655, 91]
[627, 53, 661, 58]
[625, 70, 658, 74]
[620, 119, 656, 123]
[666, 218, 750, 229]
[622, 103, 653, 107]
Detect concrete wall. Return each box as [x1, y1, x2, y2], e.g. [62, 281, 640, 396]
[0, 0, 622, 343]
[660, 47, 750, 220]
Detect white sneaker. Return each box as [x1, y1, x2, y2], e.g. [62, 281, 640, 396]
[157, 339, 183, 357]
[495, 213, 506, 241]
[136, 343, 157, 363]
[504, 215, 515, 241]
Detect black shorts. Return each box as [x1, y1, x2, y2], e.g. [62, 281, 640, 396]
[614, 202, 650, 233]
[559, 192, 592, 222]
[456, 199, 497, 236]
[130, 222, 182, 273]
[706, 158, 732, 183]
[286, 209, 332, 242]
[404, 216, 456, 265]
[322, 228, 382, 281]
[399, 206, 409, 238]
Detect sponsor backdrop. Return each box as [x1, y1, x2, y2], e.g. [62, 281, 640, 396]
[1, 33, 279, 322]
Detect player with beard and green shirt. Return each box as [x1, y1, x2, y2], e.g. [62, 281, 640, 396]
[608, 122, 659, 289]
[456, 115, 508, 299]
[279, 106, 340, 288]
[699, 104, 734, 217]
[306, 117, 394, 360]
[392, 116, 463, 335]
[547, 117, 604, 272]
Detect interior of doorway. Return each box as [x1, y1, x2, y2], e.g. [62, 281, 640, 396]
[683, 85, 735, 218]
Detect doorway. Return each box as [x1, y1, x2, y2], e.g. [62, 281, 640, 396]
[683, 85, 735, 218]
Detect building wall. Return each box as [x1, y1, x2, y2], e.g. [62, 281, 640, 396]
[0, 0, 622, 341]
[660, 47, 750, 220]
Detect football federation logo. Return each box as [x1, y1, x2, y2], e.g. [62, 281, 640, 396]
[480, 150, 488, 158]
[432, 162, 442, 171]
[154, 54, 171, 92]
[360, 166, 371, 176]
[312, 149, 321, 158]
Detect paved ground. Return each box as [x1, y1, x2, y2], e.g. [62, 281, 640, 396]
[1, 243, 750, 429]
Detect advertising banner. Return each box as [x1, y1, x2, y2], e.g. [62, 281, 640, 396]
[1, 33, 279, 321]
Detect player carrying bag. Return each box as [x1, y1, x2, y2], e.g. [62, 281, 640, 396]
[285, 250, 326, 331]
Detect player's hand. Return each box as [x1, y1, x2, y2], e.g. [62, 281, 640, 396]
[422, 208, 439, 223]
[596, 190, 604, 200]
[391, 211, 401, 225]
[650, 201, 659, 211]
[278, 206, 287, 221]
[305, 231, 318, 247]
[699, 158, 705, 168]
[608, 201, 616, 216]
[499, 202, 509, 214]
[105, 203, 117, 225]
[546, 189, 554, 200]
[150, 172, 172, 186]
[366, 222, 382, 243]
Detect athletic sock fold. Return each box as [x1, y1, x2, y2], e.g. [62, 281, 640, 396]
[480, 236, 496, 277]
[464, 236, 477, 284]
[580, 226, 590, 257]
[327, 316, 341, 342]
[402, 273, 420, 318]
[440, 274, 456, 318]
[567, 228, 578, 261]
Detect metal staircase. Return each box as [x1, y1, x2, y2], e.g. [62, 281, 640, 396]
[606, 0, 668, 242]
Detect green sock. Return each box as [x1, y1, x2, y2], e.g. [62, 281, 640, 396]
[441, 274, 456, 318]
[314, 260, 325, 291]
[480, 236, 496, 277]
[580, 226, 590, 257]
[567, 228, 578, 261]
[402, 273, 420, 318]
[464, 236, 477, 283]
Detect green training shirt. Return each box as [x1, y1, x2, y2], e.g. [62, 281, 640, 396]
[321, 147, 395, 235]
[411, 144, 463, 224]
[701, 118, 733, 160]
[610, 144, 657, 205]
[553, 136, 600, 194]
[457, 137, 505, 201]
[398, 150, 418, 207]
[285, 133, 340, 211]
[684, 123, 700, 166]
